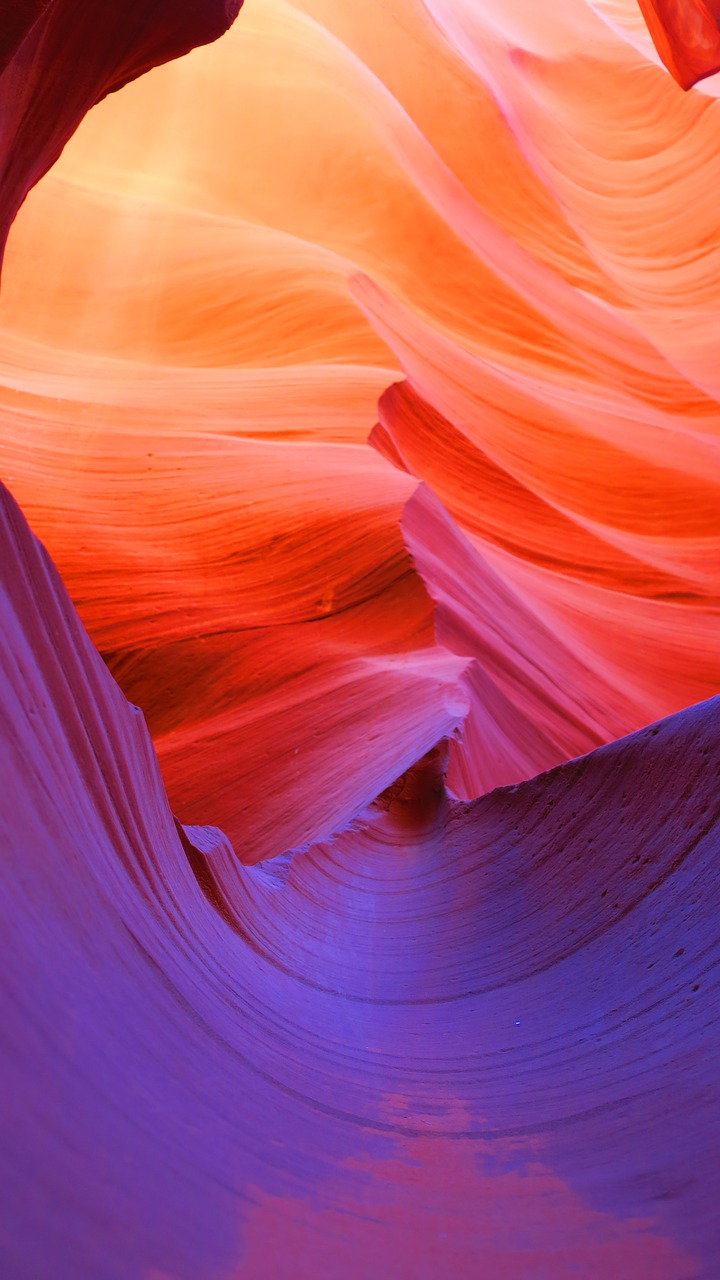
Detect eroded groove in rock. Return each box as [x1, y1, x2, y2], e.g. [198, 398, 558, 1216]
[2, 1, 720, 1275]
[2, 480, 719, 1276]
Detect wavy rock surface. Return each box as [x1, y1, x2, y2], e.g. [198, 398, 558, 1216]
[1, 0, 719, 821]
[1, 0, 720, 1275]
[2, 478, 719, 1277]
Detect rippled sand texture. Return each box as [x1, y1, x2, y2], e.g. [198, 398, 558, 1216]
[1, 0, 720, 1276]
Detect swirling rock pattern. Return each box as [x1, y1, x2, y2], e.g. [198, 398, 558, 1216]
[2, 478, 719, 1276]
[1, 0, 719, 825]
[1, 0, 720, 1275]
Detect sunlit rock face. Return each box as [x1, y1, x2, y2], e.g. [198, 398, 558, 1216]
[0, 0, 243, 257]
[2, 0, 720, 839]
[0, 0, 719, 1275]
